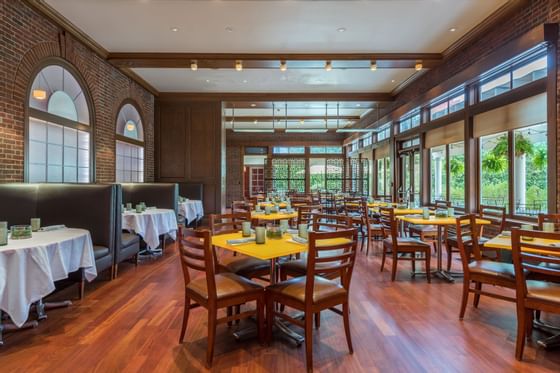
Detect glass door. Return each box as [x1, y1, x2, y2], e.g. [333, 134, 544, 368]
[398, 149, 421, 206]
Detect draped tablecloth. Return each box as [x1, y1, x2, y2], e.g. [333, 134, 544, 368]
[0, 228, 96, 327]
[122, 209, 178, 250]
[178, 200, 204, 224]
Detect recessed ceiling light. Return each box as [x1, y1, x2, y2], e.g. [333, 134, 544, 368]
[190, 60, 198, 71]
[415, 62, 423, 71]
[370, 61, 377, 71]
[325, 61, 332, 72]
[235, 60, 243, 71]
[300, 119, 305, 125]
[449, 27, 457, 32]
[337, 27, 346, 33]
[205, 79, 210, 83]
[243, 79, 248, 83]
[280, 60, 287, 72]
[170, 27, 179, 32]
[356, 103, 361, 107]
[254, 120, 258, 124]
[225, 26, 233, 32]
[391, 79, 396, 83]
[250, 103, 256, 107]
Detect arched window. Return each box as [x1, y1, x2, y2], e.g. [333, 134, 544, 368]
[115, 103, 144, 182]
[27, 63, 92, 183]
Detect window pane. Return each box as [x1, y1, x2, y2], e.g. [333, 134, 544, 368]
[480, 74, 511, 101]
[64, 127, 77, 147]
[47, 165, 62, 182]
[64, 166, 77, 183]
[29, 164, 46, 183]
[47, 144, 63, 165]
[115, 141, 145, 183]
[430, 146, 447, 203]
[449, 95, 465, 113]
[512, 56, 547, 89]
[64, 146, 77, 166]
[377, 159, 385, 195]
[29, 118, 47, 141]
[480, 132, 509, 212]
[449, 142, 465, 208]
[514, 123, 547, 216]
[309, 158, 326, 191]
[430, 102, 448, 121]
[29, 141, 46, 164]
[385, 157, 391, 197]
[47, 123, 63, 145]
[48, 91, 78, 121]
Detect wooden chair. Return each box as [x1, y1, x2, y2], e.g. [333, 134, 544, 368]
[538, 213, 560, 231]
[280, 213, 352, 281]
[511, 228, 560, 360]
[362, 201, 383, 255]
[178, 228, 265, 367]
[267, 229, 358, 372]
[454, 214, 516, 320]
[343, 197, 366, 247]
[379, 207, 432, 282]
[408, 200, 449, 254]
[296, 204, 323, 228]
[231, 200, 252, 213]
[209, 213, 270, 280]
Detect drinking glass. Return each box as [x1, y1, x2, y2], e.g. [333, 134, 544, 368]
[30, 218, 41, 232]
[242, 221, 252, 237]
[255, 227, 266, 244]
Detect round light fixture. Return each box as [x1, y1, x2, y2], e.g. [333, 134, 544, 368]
[415, 62, 423, 71]
[300, 119, 305, 125]
[280, 60, 287, 71]
[170, 27, 179, 32]
[325, 61, 332, 72]
[190, 60, 198, 71]
[337, 27, 346, 33]
[126, 120, 136, 132]
[235, 60, 243, 71]
[370, 61, 377, 71]
[250, 103, 256, 107]
[449, 27, 457, 32]
[243, 79, 248, 83]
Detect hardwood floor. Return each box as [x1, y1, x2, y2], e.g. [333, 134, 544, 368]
[1, 241, 560, 372]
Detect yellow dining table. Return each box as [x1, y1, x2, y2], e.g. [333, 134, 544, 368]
[396, 215, 491, 282]
[212, 231, 350, 345]
[259, 202, 288, 209]
[347, 202, 399, 208]
[251, 211, 298, 222]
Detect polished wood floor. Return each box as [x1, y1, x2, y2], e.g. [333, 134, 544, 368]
[1, 240, 560, 372]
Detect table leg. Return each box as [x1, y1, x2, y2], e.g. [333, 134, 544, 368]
[0, 310, 39, 346]
[413, 226, 456, 282]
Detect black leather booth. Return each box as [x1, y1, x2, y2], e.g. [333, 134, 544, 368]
[0, 183, 117, 296]
[121, 183, 179, 215]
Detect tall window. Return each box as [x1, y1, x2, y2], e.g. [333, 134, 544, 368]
[480, 132, 509, 212]
[266, 158, 305, 193]
[27, 64, 91, 183]
[449, 142, 465, 208]
[377, 159, 385, 195]
[116, 103, 144, 182]
[430, 146, 447, 203]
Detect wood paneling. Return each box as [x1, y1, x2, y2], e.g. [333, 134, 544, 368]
[156, 99, 224, 213]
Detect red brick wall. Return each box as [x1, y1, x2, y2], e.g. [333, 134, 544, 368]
[0, 0, 154, 183]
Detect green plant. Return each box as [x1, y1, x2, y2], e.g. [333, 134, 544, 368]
[482, 152, 507, 173]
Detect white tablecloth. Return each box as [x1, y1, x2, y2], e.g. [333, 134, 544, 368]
[178, 200, 204, 224]
[122, 209, 178, 250]
[0, 228, 96, 327]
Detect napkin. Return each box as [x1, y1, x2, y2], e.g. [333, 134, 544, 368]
[286, 229, 299, 235]
[146, 206, 157, 210]
[226, 237, 255, 245]
[39, 225, 66, 232]
[290, 235, 308, 244]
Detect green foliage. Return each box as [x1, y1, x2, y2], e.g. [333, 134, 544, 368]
[532, 146, 547, 170]
[482, 152, 507, 173]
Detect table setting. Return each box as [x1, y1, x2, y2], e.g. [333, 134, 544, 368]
[178, 197, 204, 225]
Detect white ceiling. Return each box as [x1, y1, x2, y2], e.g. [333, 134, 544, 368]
[46, 0, 508, 54]
[44, 0, 508, 93]
[132, 67, 416, 92]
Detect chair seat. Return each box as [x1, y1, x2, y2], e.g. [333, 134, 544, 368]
[219, 255, 270, 276]
[93, 245, 110, 259]
[187, 272, 263, 300]
[267, 276, 346, 304]
[526, 280, 560, 304]
[281, 258, 339, 276]
[468, 260, 516, 281]
[121, 232, 140, 247]
[383, 237, 431, 249]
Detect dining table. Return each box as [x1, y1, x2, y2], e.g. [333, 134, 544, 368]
[0, 227, 97, 344]
[484, 234, 560, 348]
[397, 215, 490, 282]
[251, 210, 298, 223]
[212, 231, 350, 345]
[122, 208, 178, 252]
[178, 199, 204, 225]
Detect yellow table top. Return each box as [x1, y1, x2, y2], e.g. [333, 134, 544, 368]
[251, 211, 298, 221]
[397, 215, 491, 226]
[483, 235, 560, 256]
[259, 202, 288, 208]
[211, 232, 351, 260]
[347, 202, 399, 208]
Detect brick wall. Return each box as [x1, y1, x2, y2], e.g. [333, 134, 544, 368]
[226, 145, 243, 205]
[0, 0, 154, 183]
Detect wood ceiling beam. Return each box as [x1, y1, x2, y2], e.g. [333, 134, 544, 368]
[157, 92, 394, 102]
[107, 53, 443, 69]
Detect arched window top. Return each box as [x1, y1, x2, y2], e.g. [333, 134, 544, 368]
[29, 64, 90, 125]
[116, 103, 144, 141]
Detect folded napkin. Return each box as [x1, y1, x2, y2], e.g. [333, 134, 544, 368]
[146, 206, 157, 210]
[226, 237, 255, 245]
[286, 229, 299, 235]
[39, 225, 66, 232]
[290, 235, 308, 244]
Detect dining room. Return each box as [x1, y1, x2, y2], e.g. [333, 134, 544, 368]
[1, 0, 560, 372]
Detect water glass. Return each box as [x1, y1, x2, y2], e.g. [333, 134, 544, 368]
[543, 222, 555, 232]
[135, 204, 143, 213]
[126, 203, 132, 210]
[521, 224, 533, 231]
[30, 218, 41, 232]
[0, 222, 7, 246]
[422, 207, 430, 220]
[242, 221, 252, 237]
[255, 227, 266, 244]
[447, 207, 455, 217]
[298, 223, 308, 239]
[265, 206, 271, 215]
[279, 219, 289, 234]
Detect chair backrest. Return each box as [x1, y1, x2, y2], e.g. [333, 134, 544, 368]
[312, 214, 352, 232]
[452, 214, 482, 271]
[538, 213, 560, 232]
[478, 205, 506, 238]
[179, 228, 216, 300]
[343, 197, 363, 217]
[305, 229, 358, 302]
[209, 212, 251, 235]
[378, 207, 396, 242]
[434, 200, 451, 209]
[511, 228, 560, 304]
[231, 200, 252, 213]
[297, 205, 323, 226]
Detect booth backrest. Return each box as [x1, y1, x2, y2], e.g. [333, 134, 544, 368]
[178, 183, 204, 201]
[0, 184, 39, 225]
[35, 184, 116, 252]
[121, 183, 178, 214]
